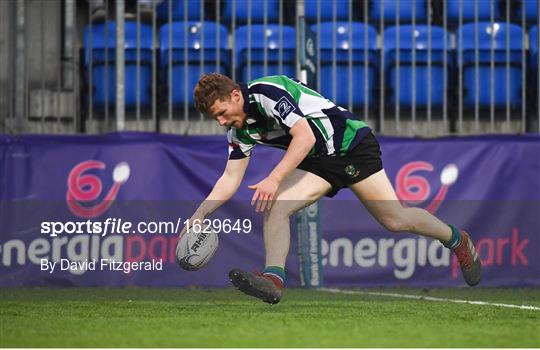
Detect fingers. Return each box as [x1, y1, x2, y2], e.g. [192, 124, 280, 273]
[253, 192, 274, 213]
[249, 184, 258, 206]
[261, 193, 275, 212]
[266, 194, 274, 211]
[248, 181, 276, 213]
[257, 193, 268, 212]
[256, 196, 262, 212]
[252, 190, 266, 212]
[251, 189, 259, 206]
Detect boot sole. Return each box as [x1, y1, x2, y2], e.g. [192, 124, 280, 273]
[229, 269, 281, 305]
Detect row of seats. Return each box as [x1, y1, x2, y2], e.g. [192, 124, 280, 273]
[84, 21, 540, 110]
[155, 0, 540, 24]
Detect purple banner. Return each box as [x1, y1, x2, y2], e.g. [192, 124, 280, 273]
[1, 132, 539, 287]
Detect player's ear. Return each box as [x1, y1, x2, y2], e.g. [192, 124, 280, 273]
[230, 89, 241, 103]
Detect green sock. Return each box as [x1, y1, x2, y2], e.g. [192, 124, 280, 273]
[442, 224, 462, 249]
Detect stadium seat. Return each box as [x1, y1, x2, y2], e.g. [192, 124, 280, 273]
[159, 22, 229, 107]
[531, 26, 539, 72]
[383, 25, 452, 108]
[234, 24, 296, 82]
[446, 0, 501, 25]
[157, 0, 203, 23]
[456, 22, 524, 108]
[516, 0, 539, 23]
[222, 0, 279, 24]
[84, 21, 153, 110]
[305, 0, 351, 22]
[310, 22, 378, 108]
[370, 0, 428, 23]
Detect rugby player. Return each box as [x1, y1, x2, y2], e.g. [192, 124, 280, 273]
[180, 73, 482, 304]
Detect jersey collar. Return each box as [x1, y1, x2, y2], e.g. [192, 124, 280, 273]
[240, 83, 257, 126]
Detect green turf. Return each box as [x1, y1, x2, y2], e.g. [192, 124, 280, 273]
[1, 287, 539, 347]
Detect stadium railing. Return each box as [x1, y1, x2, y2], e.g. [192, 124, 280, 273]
[1, 0, 539, 136]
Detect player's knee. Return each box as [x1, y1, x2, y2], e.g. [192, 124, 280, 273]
[265, 202, 293, 221]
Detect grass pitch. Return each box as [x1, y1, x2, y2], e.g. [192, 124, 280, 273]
[1, 287, 539, 347]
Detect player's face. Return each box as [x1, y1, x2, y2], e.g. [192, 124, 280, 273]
[208, 89, 246, 128]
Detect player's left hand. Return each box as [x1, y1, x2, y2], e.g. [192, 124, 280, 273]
[248, 177, 280, 212]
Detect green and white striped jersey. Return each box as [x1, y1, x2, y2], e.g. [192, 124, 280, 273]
[227, 75, 371, 160]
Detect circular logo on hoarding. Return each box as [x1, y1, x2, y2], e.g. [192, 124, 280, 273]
[395, 161, 459, 214]
[66, 160, 130, 218]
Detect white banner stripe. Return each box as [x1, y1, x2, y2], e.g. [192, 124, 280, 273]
[318, 288, 540, 311]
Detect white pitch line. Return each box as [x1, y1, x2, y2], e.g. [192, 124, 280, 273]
[319, 288, 540, 311]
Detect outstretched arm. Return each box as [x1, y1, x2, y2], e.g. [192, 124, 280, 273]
[180, 156, 250, 237]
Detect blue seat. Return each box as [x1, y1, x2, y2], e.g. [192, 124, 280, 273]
[222, 0, 279, 24]
[370, 0, 427, 23]
[84, 22, 153, 110]
[157, 0, 203, 23]
[159, 22, 229, 107]
[446, 0, 501, 24]
[457, 22, 524, 108]
[311, 22, 378, 107]
[531, 26, 539, 72]
[305, 0, 351, 22]
[384, 25, 451, 108]
[516, 0, 539, 23]
[234, 25, 296, 82]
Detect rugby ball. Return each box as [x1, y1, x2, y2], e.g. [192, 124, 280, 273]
[176, 226, 219, 271]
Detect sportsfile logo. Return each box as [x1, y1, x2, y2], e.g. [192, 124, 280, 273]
[395, 161, 459, 214]
[66, 160, 130, 218]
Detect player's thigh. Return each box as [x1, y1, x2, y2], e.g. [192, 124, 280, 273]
[271, 168, 331, 215]
[348, 168, 404, 220]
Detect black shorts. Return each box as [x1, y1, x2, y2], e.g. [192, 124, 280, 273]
[297, 131, 383, 197]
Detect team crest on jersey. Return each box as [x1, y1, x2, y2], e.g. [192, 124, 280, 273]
[344, 164, 360, 178]
[274, 96, 295, 119]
